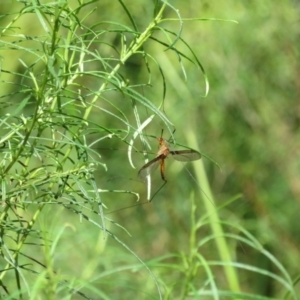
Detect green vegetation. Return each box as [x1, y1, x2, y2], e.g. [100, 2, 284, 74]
[0, 0, 299, 299]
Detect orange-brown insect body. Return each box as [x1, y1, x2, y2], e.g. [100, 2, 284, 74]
[138, 136, 201, 182]
[156, 138, 170, 181]
[157, 137, 170, 158]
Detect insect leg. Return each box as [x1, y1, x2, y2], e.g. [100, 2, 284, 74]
[149, 180, 167, 202]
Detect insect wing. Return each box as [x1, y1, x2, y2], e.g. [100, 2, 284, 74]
[138, 156, 161, 180]
[171, 150, 201, 162]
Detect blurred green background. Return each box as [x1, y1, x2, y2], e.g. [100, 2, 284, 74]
[1, 0, 299, 298]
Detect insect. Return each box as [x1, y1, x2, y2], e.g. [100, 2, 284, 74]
[138, 136, 201, 182]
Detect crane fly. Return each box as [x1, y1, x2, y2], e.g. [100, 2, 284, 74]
[138, 137, 201, 182]
[104, 135, 202, 211]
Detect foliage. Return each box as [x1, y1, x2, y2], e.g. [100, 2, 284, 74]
[0, 0, 299, 299]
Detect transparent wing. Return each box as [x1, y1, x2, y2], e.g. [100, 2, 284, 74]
[138, 157, 161, 180]
[170, 150, 201, 161]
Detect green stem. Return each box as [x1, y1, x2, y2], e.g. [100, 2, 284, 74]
[186, 131, 241, 294]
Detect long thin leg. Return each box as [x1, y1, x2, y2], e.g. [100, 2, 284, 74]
[147, 158, 167, 202]
[106, 200, 150, 214]
[149, 180, 167, 202]
[168, 128, 176, 143]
